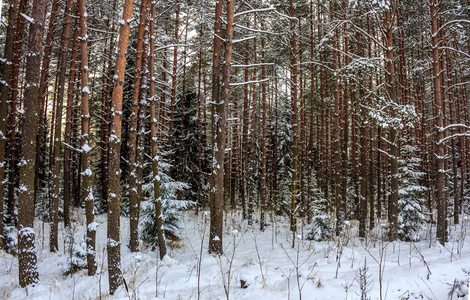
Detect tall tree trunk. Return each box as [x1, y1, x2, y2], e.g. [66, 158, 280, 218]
[209, 0, 233, 255]
[367, 13, 376, 230]
[298, 19, 306, 219]
[341, 4, 350, 223]
[196, 34, 204, 210]
[148, 2, 166, 259]
[50, 0, 74, 252]
[77, 0, 96, 276]
[384, 2, 399, 241]
[63, 19, 79, 228]
[356, 22, 368, 237]
[290, 0, 299, 247]
[330, 2, 343, 235]
[430, 0, 446, 245]
[17, 0, 48, 285]
[230, 82, 239, 210]
[100, 0, 117, 208]
[260, 35, 267, 231]
[168, 4, 180, 146]
[128, 0, 148, 253]
[6, 0, 27, 225]
[248, 32, 257, 226]
[241, 35, 250, 220]
[34, 0, 60, 204]
[0, 0, 20, 248]
[72, 85, 81, 208]
[307, 0, 315, 224]
[107, 0, 136, 293]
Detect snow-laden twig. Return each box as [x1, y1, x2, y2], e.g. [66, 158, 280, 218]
[154, 44, 193, 51]
[229, 78, 270, 87]
[234, 7, 276, 18]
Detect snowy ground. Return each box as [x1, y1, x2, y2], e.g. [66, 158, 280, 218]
[1, 210, 470, 299]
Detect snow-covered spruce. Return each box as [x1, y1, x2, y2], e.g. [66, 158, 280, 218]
[139, 157, 194, 247]
[397, 144, 428, 242]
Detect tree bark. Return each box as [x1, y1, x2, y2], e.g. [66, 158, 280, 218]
[128, 0, 148, 253]
[50, 0, 74, 252]
[430, 0, 447, 245]
[209, 0, 233, 255]
[63, 19, 79, 228]
[34, 0, 60, 204]
[6, 0, 27, 226]
[107, 0, 136, 293]
[77, 0, 96, 276]
[260, 34, 267, 231]
[168, 4, 180, 146]
[148, 2, 166, 260]
[17, 0, 48, 285]
[384, 2, 399, 241]
[0, 0, 20, 248]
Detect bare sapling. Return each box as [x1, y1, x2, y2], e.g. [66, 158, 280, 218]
[355, 258, 372, 300]
[215, 228, 243, 300]
[362, 227, 389, 300]
[277, 266, 294, 300]
[281, 235, 316, 300]
[252, 232, 266, 286]
[412, 241, 432, 280]
[187, 211, 209, 299]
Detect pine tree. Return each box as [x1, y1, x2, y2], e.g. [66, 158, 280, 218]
[398, 144, 427, 242]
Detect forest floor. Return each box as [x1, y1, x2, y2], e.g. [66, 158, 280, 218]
[1, 210, 470, 299]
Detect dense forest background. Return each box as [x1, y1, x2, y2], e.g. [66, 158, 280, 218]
[0, 0, 469, 294]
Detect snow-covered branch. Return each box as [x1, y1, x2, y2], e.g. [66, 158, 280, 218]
[232, 62, 274, 68]
[234, 7, 276, 18]
[438, 123, 470, 132]
[232, 36, 256, 44]
[438, 132, 470, 145]
[155, 44, 193, 51]
[234, 23, 280, 35]
[229, 78, 270, 87]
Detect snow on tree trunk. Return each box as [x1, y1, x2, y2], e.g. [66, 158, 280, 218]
[17, 0, 48, 285]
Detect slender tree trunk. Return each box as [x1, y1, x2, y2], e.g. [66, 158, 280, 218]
[107, 0, 136, 293]
[72, 86, 81, 208]
[260, 35, 267, 231]
[0, 0, 20, 248]
[209, 0, 233, 255]
[307, 0, 315, 224]
[50, 0, 74, 252]
[330, 2, 343, 235]
[241, 35, 250, 220]
[168, 4, 180, 146]
[298, 19, 306, 219]
[34, 0, 59, 203]
[77, 0, 96, 276]
[196, 38, 203, 210]
[148, 3, 166, 260]
[356, 23, 368, 237]
[248, 32, 257, 226]
[367, 14, 376, 230]
[290, 0, 299, 247]
[6, 0, 27, 225]
[128, 0, 148, 253]
[17, 0, 48, 285]
[341, 7, 350, 223]
[208, 0, 223, 252]
[384, 2, 399, 241]
[430, 0, 447, 245]
[230, 83, 239, 210]
[100, 0, 116, 208]
[63, 19, 79, 228]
